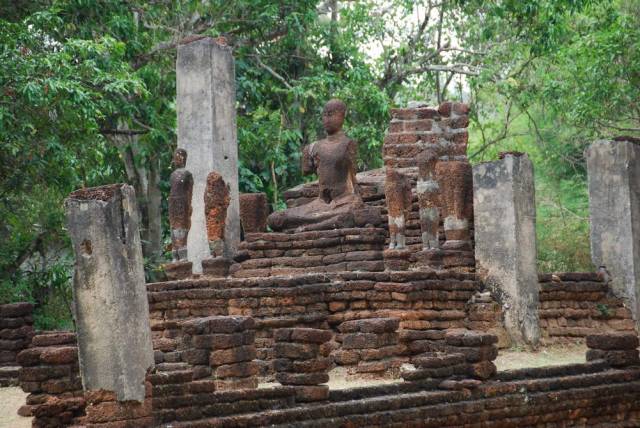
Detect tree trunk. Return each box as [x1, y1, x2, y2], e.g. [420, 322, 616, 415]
[146, 155, 163, 258]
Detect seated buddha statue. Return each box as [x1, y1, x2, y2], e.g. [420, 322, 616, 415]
[267, 99, 380, 232]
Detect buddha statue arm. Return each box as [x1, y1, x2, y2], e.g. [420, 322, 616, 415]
[301, 142, 317, 176]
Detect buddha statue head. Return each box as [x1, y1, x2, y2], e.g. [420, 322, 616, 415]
[173, 148, 187, 169]
[322, 98, 347, 135]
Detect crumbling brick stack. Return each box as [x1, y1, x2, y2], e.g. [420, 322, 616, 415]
[148, 275, 329, 377]
[239, 192, 269, 234]
[82, 388, 152, 427]
[464, 291, 509, 348]
[274, 328, 333, 401]
[401, 352, 467, 383]
[181, 315, 258, 390]
[327, 271, 477, 332]
[383, 101, 469, 169]
[0, 302, 34, 386]
[16, 331, 83, 425]
[150, 368, 297, 425]
[539, 272, 634, 342]
[334, 318, 403, 375]
[439, 329, 499, 380]
[586, 332, 640, 367]
[234, 228, 387, 277]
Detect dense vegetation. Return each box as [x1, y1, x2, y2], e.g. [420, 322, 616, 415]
[1, 0, 638, 328]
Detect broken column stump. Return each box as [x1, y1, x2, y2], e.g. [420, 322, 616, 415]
[274, 328, 333, 402]
[473, 153, 540, 347]
[181, 316, 258, 390]
[240, 192, 269, 234]
[64, 184, 154, 401]
[177, 37, 240, 272]
[586, 139, 640, 326]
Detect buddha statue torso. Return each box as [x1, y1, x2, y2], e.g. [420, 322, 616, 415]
[266, 99, 379, 232]
[305, 131, 360, 205]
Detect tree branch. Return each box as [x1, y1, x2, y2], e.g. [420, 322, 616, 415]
[251, 53, 294, 90]
[100, 128, 149, 136]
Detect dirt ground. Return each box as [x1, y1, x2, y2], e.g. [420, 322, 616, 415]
[0, 387, 31, 428]
[495, 342, 587, 371]
[0, 343, 587, 426]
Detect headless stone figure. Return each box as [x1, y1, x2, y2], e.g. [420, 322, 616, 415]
[169, 149, 193, 262]
[384, 168, 412, 249]
[435, 160, 473, 246]
[417, 149, 441, 249]
[268, 99, 377, 232]
[204, 171, 230, 257]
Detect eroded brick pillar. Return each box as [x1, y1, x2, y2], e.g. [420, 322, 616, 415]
[64, 184, 154, 401]
[473, 153, 540, 347]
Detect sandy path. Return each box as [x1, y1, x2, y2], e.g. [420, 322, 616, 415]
[495, 342, 587, 371]
[0, 387, 31, 428]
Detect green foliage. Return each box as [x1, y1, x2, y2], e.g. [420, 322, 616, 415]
[2, 0, 637, 328]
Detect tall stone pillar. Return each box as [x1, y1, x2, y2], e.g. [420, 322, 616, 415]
[177, 37, 240, 273]
[64, 184, 154, 401]
[473, 153, 540, 347]
[586, 139, 640, 324]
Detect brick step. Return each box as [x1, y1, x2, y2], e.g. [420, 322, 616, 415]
[164, 370, 640, 427]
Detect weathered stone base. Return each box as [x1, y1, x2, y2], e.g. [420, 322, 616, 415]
[201, 257, 232, 277]
[163, 260, 193, 281]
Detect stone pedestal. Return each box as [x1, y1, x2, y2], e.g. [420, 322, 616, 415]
[177, 37, 240, 272]
[586, 140, 640, 325]
[473, 154, 540, 347]
[64, 184, 154, 401]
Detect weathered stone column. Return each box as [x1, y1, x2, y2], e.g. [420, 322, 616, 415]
[473, 153, 540, 346]
[64, 184, 154, 401]
[177, 37, 240, 272]
[586, 139, 640, 324]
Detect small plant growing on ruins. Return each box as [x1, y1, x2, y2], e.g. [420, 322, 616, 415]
[596, 303, 613, 319]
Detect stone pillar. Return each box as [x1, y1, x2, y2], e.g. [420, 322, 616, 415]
[177, 37, 240, 272]
[64, 184, 154, 401]
[586, 140, 640, 324]
[473, 153, 540, 346]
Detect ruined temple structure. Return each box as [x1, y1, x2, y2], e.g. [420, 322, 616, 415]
[10, 39, 640, 427]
